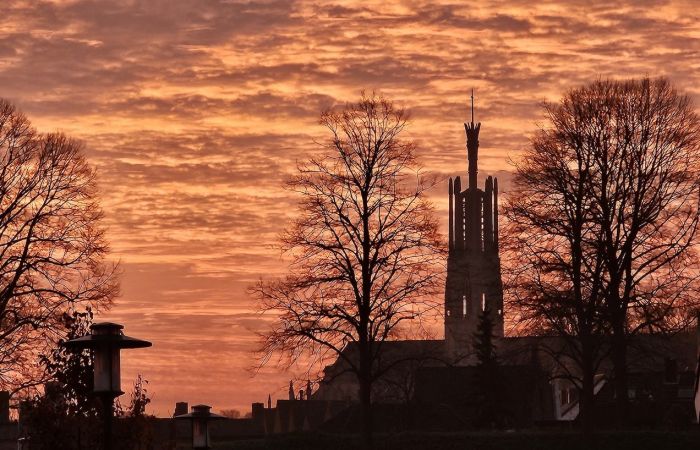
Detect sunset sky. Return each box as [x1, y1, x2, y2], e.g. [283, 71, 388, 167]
[2, 0, 700, 416]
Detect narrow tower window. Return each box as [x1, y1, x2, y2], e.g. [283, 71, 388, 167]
[462, 295, 467, 317]
[481, 293, 486, 311]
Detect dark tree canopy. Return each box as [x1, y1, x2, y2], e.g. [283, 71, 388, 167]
[258, 95, 443, 369]
[0, 99, 118, 394]
[256, 94, 444, 443]
[504, 77, 700, 427]
[41, 309, 98, 417]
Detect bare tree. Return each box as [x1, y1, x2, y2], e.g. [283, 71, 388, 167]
[504, 77, 700, 428]
[583, 78, 700, 423]
[0, 99, 117, 396]
[504, 112, 608, 431]
[255, 94, 443, 444]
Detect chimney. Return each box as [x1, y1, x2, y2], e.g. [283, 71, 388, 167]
[174, 402, 188, 417]
[251, 402, 265, 420]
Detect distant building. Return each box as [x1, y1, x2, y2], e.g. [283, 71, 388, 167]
[309, 107, 700, 430]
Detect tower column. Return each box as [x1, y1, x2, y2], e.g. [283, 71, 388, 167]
[494, 177, 499, 252]
[484, 176, 493, 250]
[448, 178, 454, 249]
[454, 176, 463, 251]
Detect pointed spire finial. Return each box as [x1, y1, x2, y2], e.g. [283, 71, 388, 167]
[464, 89, 480, 191]
[471, 88, 474, 125]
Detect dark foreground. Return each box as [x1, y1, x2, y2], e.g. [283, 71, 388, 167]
[214, 430, 700, 450]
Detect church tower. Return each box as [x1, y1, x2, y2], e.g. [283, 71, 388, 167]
[445, 95, 504, 362]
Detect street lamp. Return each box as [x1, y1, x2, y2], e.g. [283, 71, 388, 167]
[175, 404, 226, 449]
[62, 322, 151, 450]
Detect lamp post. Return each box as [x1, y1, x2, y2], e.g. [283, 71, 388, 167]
[175, 404, 226, 449]
[61, 322, 151, 450]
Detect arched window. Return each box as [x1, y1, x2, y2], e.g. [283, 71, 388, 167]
[481, 293, 486, 311]
[462, 295, 467, 317]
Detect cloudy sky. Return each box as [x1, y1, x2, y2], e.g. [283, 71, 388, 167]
[2, 0, 699, 416]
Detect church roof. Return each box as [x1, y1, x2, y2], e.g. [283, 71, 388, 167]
[322, 339, 448, 376]
[320, 330, 697, 384]
[496, 331, 698, 375]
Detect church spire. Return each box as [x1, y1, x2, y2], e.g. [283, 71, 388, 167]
[471, 88, 475, 125]
[464, 90, 480, 191]
[446, 98, 504, 361]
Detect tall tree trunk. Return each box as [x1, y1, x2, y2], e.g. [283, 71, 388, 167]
[359, 179, 373, 447]
[358, 346, 373, 448]
[579, 344, 595, 434]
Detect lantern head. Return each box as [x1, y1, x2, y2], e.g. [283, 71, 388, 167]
[175, 404, 226, 449]
[62, 322, 152, 397]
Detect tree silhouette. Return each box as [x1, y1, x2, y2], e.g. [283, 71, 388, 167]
[24, 309, 101, 449]
[256, 94, 443, 445]
[0, 99, 118, 395]
[473, 306, 502, 428]
[474, 306, 497, 368]
[505, 77, 700, 428]
[116, 375, 154, 450]
[41, 309, 99, 417]
[25, 309, 152, 449]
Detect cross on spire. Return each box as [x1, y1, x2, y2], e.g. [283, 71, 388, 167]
[470, 88, 474, 125]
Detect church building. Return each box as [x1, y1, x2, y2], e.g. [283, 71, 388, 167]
[301, 107, 700, 430]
